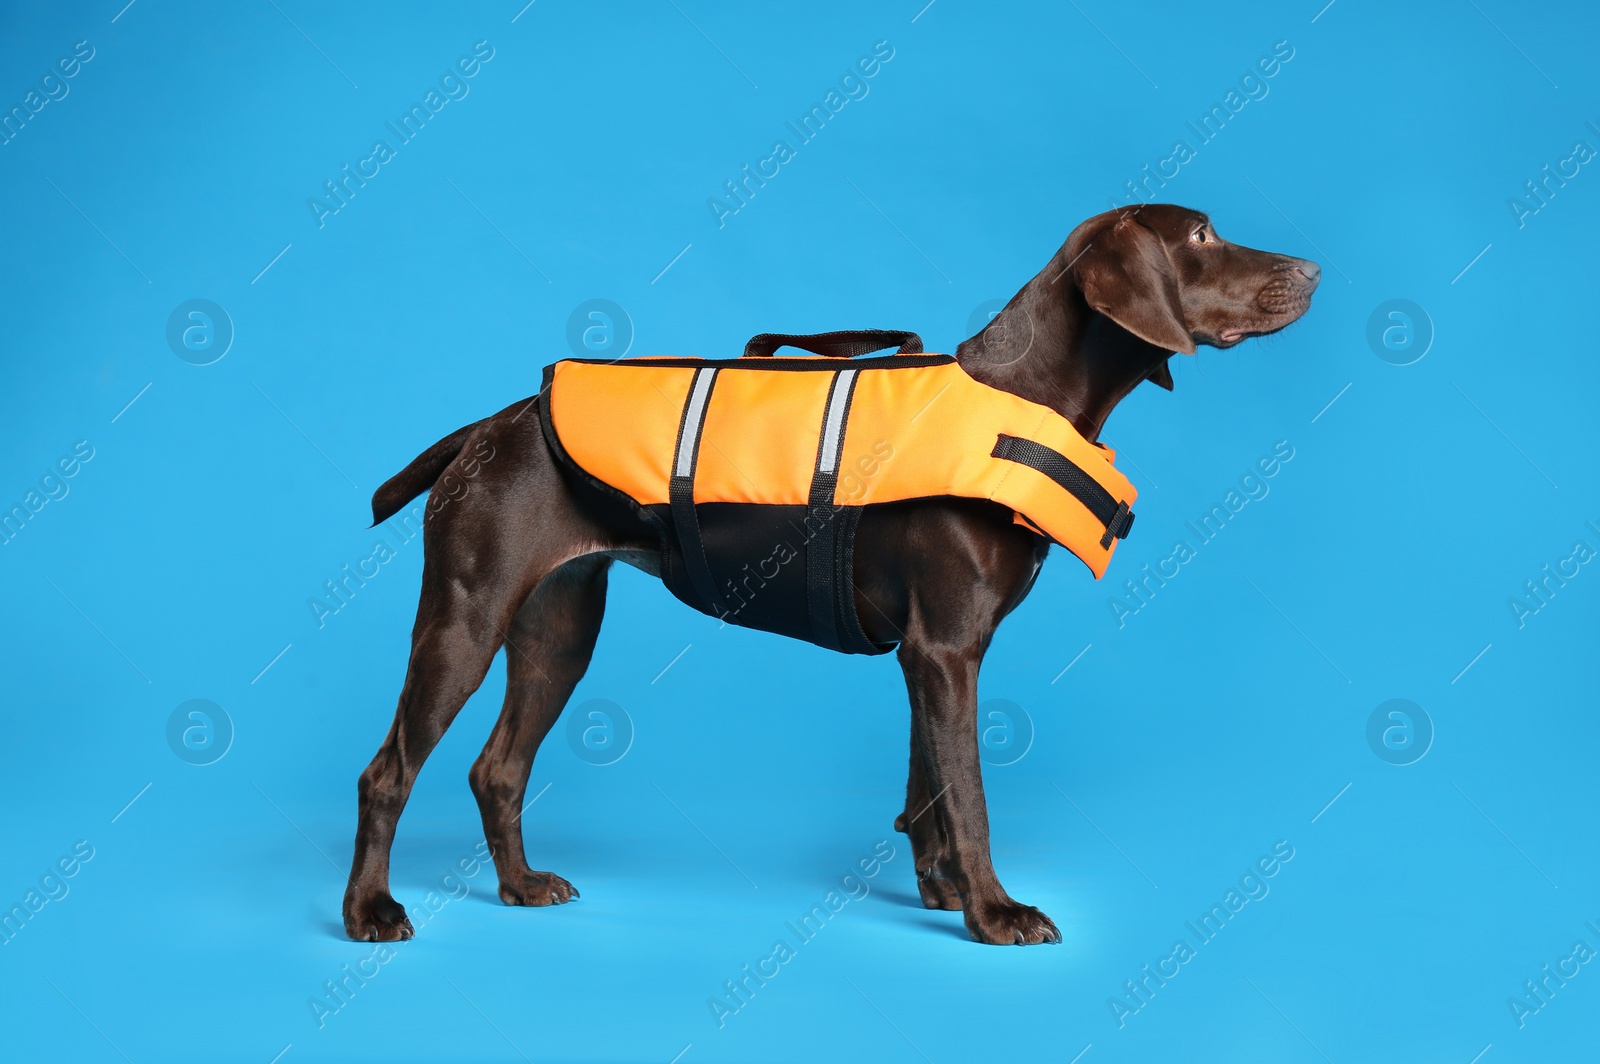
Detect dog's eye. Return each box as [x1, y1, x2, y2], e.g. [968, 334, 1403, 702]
[1193, 228, 1208, 244]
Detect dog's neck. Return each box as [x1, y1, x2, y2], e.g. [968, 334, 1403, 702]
[955, 249, 1174, 442]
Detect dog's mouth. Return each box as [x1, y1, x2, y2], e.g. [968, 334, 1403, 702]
[1207, 283, 1314, 347]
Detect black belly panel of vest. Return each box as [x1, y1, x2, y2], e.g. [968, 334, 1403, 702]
[651, 501, 887, 655]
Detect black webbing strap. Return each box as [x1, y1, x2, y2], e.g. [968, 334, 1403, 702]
[804, 368, 867, 654]
[990, 434, 1136, 548]
[743, 329, 923, 359]
[669, 368, 729, 619]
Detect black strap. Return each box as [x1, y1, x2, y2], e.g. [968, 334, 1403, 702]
[743, 329, 923, 359]
[829, 506, 882, 653]
[669, 368, 729, 618]
[990, 435, 1136, 548]
[803, 369, 862, 653]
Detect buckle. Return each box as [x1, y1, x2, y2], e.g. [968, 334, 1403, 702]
[1099, 501, 1135, 549]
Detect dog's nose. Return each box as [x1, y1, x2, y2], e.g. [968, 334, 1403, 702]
[1295, 260, 1321, 287]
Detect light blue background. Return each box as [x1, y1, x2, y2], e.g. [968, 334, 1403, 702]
[2, 1, 1596, 1061]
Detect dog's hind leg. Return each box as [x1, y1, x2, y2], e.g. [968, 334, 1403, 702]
[469, 554, 610, 907]
[893, 721, 961, 910]
[342, 434, 597, 940]
[341, 550, 536, 941]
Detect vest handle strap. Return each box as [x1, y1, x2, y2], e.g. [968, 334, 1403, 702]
[743, 329, 923, 359]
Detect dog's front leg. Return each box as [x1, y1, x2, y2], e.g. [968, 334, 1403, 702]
[897, 640, 1060, 945]
[893, 719, 961, 910]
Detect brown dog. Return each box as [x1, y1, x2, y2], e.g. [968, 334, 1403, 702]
[342, 203, 1318, 945]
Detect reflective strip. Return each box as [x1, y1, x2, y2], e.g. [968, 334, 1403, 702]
[674, 367, 718, 477]
[816, 369, 857, 474]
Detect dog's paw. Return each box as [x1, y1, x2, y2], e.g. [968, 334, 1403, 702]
[916, 870, 963, 911]
[965, 900, 1061, 946]
[343, 893, 415, 942]
[498, 870, 579, 907]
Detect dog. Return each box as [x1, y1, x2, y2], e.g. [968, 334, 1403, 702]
[341, 203, 1318, 945]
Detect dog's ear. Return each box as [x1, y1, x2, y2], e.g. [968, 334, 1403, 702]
[1069, 216, 1197, 355]
[1145, 359, 1174, 390]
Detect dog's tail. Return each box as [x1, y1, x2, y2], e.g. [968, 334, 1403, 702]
[369, 420, 483, 527]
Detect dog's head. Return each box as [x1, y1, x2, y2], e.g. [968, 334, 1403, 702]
[1064, 204, 1319, 387]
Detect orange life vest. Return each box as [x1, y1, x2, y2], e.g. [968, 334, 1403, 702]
[539, 349, 1136, 654]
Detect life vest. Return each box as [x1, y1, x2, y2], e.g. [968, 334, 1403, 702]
[538, 334, 1137, 655]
